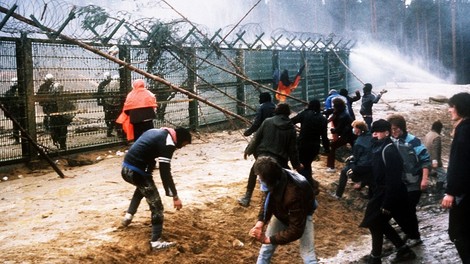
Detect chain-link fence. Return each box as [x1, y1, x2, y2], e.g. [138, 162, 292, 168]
[0, 35, 350, 164]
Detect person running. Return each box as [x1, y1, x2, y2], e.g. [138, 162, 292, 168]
[325, 98, 354, 173]
[335, 120, 373, 199]
[291, 99, 330, 186]
[238, 92, 275, 207]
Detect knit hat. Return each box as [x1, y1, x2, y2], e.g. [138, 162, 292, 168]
[371, 119, 391, 133]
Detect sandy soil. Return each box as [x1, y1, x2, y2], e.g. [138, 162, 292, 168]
[0, 82, 468, 263]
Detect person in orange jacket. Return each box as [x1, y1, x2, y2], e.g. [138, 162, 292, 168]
[274, 64, 305, 102]
[116, 79, 158, 141]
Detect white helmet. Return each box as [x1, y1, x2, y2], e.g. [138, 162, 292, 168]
[53, 82, 64, 92]
[104, 72, 111, 79]
[45, 74, 54, 81]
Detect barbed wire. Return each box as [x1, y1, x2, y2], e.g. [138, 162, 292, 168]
[0, 0, 351, 52]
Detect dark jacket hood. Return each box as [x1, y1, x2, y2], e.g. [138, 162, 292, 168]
[271, 115, 294, 130]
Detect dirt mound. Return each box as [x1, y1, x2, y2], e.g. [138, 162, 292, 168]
[0, 82, 463, 263]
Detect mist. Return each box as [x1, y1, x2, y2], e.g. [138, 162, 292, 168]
[6, 0, 455, 86]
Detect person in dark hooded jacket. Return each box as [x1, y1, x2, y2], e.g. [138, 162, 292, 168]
[291, 99, 330, 187]
[243, 92, 275, 137]
[244, 103, 301, 170]
[339, 88, 361, 120]
[238, 92, 276, 207]
[242, 103, 303, 208]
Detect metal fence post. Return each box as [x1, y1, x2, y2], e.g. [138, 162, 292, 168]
[187, 47, 198, 129]
[17, 33, 36, 159]
[235, 49, 245, 116]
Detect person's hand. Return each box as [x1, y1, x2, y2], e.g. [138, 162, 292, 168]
[420, 178, 428, 191]
[249, 226, 263, 240]
[380, 89, 388, 94]
[346, 168, 354, 177]
[441, 194, 454, 209]
[173, 197, 182, 210]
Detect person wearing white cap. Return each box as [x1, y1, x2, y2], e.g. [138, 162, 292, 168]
[0, 77, 21, 143]
[38, 74, 56, 132]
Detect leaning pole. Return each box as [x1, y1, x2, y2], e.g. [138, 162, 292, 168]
[0, 5, 252, 125]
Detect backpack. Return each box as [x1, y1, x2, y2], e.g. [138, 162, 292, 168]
[382, 139, 421, 186]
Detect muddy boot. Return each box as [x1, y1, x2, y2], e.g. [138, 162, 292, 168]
[367, 254, 381, 264]
[392, 245, 416, 263]
[237, 191, 252, 207]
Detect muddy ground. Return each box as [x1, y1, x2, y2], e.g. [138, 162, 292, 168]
[0, 82, 468, 263]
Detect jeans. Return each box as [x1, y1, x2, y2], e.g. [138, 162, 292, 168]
[256, 215, 317, 264]
[121, 166, 164, 241]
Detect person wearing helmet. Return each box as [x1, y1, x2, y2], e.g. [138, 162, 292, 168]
[97, 72, 123, 137]
[38, 74, 56, 132]
[0, 77, 21, 143]
[48, 82, 76, 150]
[97, 72, 111, 106]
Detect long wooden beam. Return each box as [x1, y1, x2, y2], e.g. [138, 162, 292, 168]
[0, 5, 251, 125]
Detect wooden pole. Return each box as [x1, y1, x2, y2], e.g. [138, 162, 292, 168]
[0, 103, 65, 178]
[0, 5, 251, 125]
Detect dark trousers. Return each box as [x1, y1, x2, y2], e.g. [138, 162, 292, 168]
[403, 190, 422, 239]
[327, 137, 353, 168]
[369, 215, 406, 257]
[49, 116, 70, 149]
[298, 142, 320, 186]
[121, 166, 163, 241]
[364, 116, 373, 131]
[449, 197, 470, 264]
[133, 120, 154, 140]
[336, 164, 373, 198]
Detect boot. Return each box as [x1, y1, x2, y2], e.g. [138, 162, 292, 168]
[392, 245, 416, 263]
[367, 254, 381, 264]
[237, 191, 253, 207]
